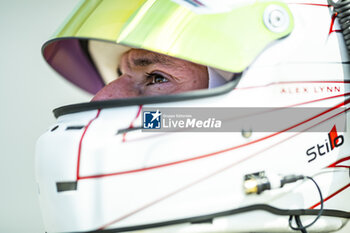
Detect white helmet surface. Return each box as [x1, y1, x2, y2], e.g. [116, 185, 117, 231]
[36, 0, 350, 232]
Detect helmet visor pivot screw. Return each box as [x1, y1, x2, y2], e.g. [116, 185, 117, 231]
[263, 5, 290, 33]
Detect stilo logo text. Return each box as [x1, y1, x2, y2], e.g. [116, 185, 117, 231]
[306, 125, 344, 163]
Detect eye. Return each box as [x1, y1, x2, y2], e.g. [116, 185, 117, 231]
[146, 72, 169, 85]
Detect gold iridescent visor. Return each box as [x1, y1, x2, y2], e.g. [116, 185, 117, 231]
[42, 0, 293, 94]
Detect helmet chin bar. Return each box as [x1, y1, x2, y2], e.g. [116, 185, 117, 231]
[36, 88, 350, 233]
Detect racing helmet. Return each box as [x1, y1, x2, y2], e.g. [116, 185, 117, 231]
[36, 0, 350, 232]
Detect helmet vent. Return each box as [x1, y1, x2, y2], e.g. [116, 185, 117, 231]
[50, 125, 59, 132]
[66, 125, 85, 130]
[56, 182, 77, 192]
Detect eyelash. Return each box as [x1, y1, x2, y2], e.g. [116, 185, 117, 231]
[116, 69, 169, 85]
[145, 72, 169, 86]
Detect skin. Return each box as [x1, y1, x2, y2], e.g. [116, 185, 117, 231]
[92, 49, 208, 101]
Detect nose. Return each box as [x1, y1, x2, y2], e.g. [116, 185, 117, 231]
[91, 74, 139, 101]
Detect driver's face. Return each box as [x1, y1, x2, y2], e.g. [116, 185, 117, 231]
[91, 49, 208, 101]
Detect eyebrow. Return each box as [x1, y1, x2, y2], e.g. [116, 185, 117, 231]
[132, 53, 174, 67]
[117, 51, 176, 75]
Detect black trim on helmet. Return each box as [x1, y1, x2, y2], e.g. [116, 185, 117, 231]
[53, 73, 242, 118]
[68, 204, 350, 233]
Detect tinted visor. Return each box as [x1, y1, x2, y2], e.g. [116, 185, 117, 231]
[43, 0, 293, 94]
